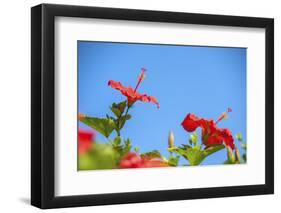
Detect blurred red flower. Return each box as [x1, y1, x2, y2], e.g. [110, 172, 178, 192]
[108, 68, 160, 108]
[119, 152, 167, 169]
[119, 152, 143, 168]
[78, 129, 95, 155]
[142, 157, 168, 168]
[181, 111, 234, 149]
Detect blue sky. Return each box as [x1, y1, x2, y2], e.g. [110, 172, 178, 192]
[78, 41, 246, 166]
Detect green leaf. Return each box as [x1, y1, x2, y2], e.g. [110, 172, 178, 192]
[106, 114, 114, 120]
[118, 101, 127, 113]
[203, 145, 225, 158]
[183, 147, 205, 165]
[134, 146, 140, 153]
[123, 138, 132, 155]
[168, 146, 186, 156]
[80, 116, 115, 138]
[181, 144, 192, 149]
[167, 156, 180, 166]
[119, 114, 132, 129]
[235, 133, 243, 142]
[113, 136, 121, 146]
[168, 146, 200, 164]
[110, 138, 132, 161]
[111, 107, 121, 117]
[141, 150, 162, 159]
[111, 101, 127, 117]
[124, 114, 131, 120]
[169, 144, 225, 166]
[189, 132, 198, 145]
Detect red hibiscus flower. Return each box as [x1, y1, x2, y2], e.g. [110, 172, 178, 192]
[181, 113, 201, 132]
[181, 109, 234, 149]
[119, 152, 167, 169]
[108, 68, 160, 108]
[78, 129, 95, 155]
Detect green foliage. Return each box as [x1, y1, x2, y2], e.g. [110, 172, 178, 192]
[167, 155, 180, 167]
[169, 144, 225, 166]
[79, 143, 119, 170]
[162, 155, 180, 167]
[80, 116, 115, 138]
[141, 150, 162, 159]
[134, 146, 140, 153]
[113, 136, 121, 146]
[141, 150, 180, 167]
[118, 114, 131, 130]
[109, 101, 132, 136]
[203, 145, 225, 157]
[189, 132, 198, 145]
[184, 146, 205, 165]
[110, 101, 127, 117]
[81, 101, 132, 138]
[79, 137, 133, 171]
[124, 139, 132, 154]
[79, 92, 245, 168]
[110, 137, 132, 160]
[235, 133, 243, 142]
[79, 99, 135, 169]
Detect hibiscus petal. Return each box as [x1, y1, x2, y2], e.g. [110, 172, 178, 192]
[108, 80, 123, 90]
[148, 96, 160, 108]
[181, 113, 201, 132]
[218, 128, 234, 149]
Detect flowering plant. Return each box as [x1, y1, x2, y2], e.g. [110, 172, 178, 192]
[78, 68, 246, 170]
[169, 109, 242, 166]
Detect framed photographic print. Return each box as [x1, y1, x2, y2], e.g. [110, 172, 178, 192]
[31, 3, 274, 209]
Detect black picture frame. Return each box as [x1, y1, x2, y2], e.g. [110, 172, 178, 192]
[31, 3, 274, 209]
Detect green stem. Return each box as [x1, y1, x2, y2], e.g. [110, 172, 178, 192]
[115, 101, 132, 137]
[116, 129, 121, 137]
[115, 114, 122, 137]
[124, 105, 131, 118]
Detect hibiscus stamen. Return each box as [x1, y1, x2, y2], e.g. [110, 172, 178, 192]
[216, 108, 232, 124]
[134, 68, 146, 92]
